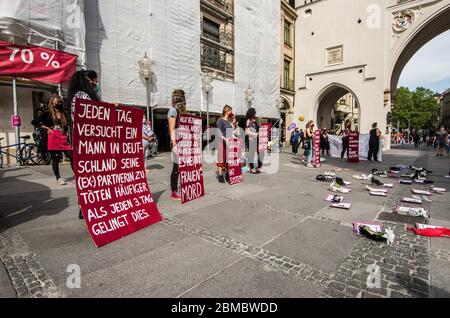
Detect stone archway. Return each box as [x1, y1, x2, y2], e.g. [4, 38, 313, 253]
[389, 4, 450, 93]
[315, 84, 361, 133]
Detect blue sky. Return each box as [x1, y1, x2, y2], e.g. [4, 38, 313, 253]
[398, 30, 450, 93]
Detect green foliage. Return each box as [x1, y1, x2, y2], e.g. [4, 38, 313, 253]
[392, 87, 440, 130]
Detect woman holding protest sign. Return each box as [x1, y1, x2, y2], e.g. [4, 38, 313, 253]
[245, 108, 262, 174]
[168, 89, 188, 200]
[216, 105, 234, 183]
[66, 70, 101, 220]
[341, 122, 352, 159]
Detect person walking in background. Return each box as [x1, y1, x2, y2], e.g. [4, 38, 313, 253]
[143, 117, 155, 173]
[368, 122, 382, 162]
[413, 133, 420, 149]
[341, 122, 351, 159]
[433, 126, 448, 157]
[303, 120, 315, 168]
[216, 105, 234, 183]
[320, 128, 330, 156]
[168, 89, 188, 200]
[245, 108, 262, 174]
[290, 128, 301, 154]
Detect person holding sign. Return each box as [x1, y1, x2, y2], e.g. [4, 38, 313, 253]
[216, 105, 234, 183]
[66, 70, 101, 220]
[168, 89, 188, 200]
[245, 108, 262, 174]
[341, 122, 352, 159]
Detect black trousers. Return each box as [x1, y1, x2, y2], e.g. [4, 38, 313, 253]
[170, 163, 179, 192]
[341, 140, 349, 158]
[292, 142, 299, 154]
[368, 143, 380, 161]
[51, 151, 73, 180]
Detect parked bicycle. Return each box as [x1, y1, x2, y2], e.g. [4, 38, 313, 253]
[0, 136, 51, 168]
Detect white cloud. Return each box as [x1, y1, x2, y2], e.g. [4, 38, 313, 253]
[398, 30, 450, 92]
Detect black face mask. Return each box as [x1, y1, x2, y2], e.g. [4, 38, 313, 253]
[55, 103, 64, 112]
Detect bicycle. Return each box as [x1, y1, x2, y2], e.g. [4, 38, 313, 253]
[0, 136, 51, 168]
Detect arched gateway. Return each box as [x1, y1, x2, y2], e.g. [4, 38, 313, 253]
[294, 0, 450, 149]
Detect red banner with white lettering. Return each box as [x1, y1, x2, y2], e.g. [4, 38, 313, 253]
[227, 138, 243, 185]
[348, 132, 360, 163]
[0, 41, 77, 84]
[313, 130, 321, 168]
[259, 123, 272, 153]
[72, 99, 163, 247]
[178, 114, 205, 204]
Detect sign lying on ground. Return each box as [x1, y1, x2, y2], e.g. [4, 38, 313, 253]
[177, 114, 205, 204]
[73, 99, 163, 247]
[227, 138, 243, 185]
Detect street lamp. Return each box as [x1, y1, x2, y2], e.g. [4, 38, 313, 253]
[202, 73, 214, 131]
[139, 53, 153, 127]
[245, 86, 255, 108]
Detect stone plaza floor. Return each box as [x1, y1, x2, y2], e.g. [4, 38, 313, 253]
[0, 145, 449, 298]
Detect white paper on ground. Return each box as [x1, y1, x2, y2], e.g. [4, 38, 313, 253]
[353, 222, 384, 235]
[370, 191, 387, 197]
[411, 189, 432, 196]
[330, 202, 352, 210]
[401, 197, 422, 204]
[366, 186, 388, 193]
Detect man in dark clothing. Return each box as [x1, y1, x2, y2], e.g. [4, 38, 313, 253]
[290, 128, 301, 154]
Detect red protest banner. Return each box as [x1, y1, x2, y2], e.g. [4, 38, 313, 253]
[227, 138, 243, 185]
[313, 130, 321, 168]
[259, 123, 272, 153]
[348, 132, 360, 163]
[177, 114, 205, 204]
[0, 40, 77, 84]
[72, 99, 163, 247]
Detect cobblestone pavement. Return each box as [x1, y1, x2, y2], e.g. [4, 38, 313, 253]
[0, 145, 449, 298]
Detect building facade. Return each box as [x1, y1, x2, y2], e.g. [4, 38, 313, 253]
[280, 0, 298, 145]
[0, 0, 282, 158]
[293, 0, 450, 150]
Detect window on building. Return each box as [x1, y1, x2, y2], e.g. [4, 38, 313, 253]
[284, 59, 291, 89]
[201, 0, 235, 78]
[284, 20, 291, 46]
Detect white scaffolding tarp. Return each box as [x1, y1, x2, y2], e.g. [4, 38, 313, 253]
[0, 0, 86, 63]
[85, 0, 281, 117]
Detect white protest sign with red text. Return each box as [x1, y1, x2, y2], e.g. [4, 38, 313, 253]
[227, 138, 243, 185]
[177, 114, 205, 204]
[73, 99, 163, 247]
[0, 41, 77, 84]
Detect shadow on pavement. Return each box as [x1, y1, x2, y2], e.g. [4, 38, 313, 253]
[0, 168, 70, 234]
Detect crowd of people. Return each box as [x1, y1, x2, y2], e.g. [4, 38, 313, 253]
[392, 128, 450, 156]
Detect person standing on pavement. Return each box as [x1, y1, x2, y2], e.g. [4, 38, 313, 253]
[368, 122, 382, 162]
[168, 89, 188, 200]
[413, 133, 421, 149]
[245, 108, 262, 174]
[321, 128, 330, 156]
[66, 70, 101, 220]
[433, 126, 449, 157]
[216, 105, 234, 183]
[341, 122, 351, 159]
[143, 117, 155, 173]
[290, 128, 301, 154]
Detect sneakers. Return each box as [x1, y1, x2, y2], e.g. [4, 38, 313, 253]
[371, 177, 383, 186]
[316, 175, 335, 183]
[58, 178, 67, 185]
[306, 164, 315, 168]
[171, 191, 182, 200]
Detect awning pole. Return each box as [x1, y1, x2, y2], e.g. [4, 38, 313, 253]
[13, 77, 21, 167]
[55, 41, 62, 96]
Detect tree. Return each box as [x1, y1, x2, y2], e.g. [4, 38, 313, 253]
[392, 87, 440, 130]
